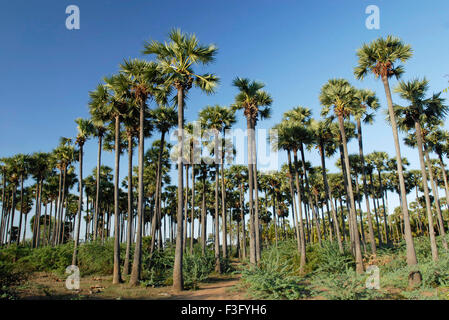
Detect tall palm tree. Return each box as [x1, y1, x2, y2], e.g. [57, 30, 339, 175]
[102, 74, 131, 284]
[394, 78, 449, 259]
[232, 77, 272, 264]
[144, 29, 219, 291]
[72, 118, 94, 265]
[354, 36, 420, 283]
[119, 59, 166, 285]
[320, 78, 363, 274]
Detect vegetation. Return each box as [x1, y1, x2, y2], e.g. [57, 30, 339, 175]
[1, 31, 449, 300]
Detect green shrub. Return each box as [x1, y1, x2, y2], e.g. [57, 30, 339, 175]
[0, 260, 28, 300]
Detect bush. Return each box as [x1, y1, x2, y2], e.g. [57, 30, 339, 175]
[0, 261, 28, 300]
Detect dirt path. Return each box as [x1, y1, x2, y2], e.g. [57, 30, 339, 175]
[167, 275, 245, 300]
[17, 272, 246, 300]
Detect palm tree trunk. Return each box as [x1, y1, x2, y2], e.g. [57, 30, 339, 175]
[214, 162, 221, 273]
[239, 182, 246, 259]
[292, 149, 307, 273]
[221, 136, 228, 259]
[250, 119, 261, 262]
[124, 133, 133, 275]
[337, 115, 364, 273]
[130, 101, 146, 286]
[201, 172, 207, 255]
[112, 116, 122, 284]
[414, 121, 439, 261]
[72, 143, 84, 265]
[17, 175, 24, 246]
[382, 75, 419, 278]
[357, 119, 377, 255]
[246, 117, 256, 264]
[437, 153, 449, 231]
[319, 144, 343, 252]
[173, 86, 184, 291]
[423, 145, 448, 250]
[190, 161, 195, 254]
[287, 150, 301, 253]
[94, 135, 102, 241]
[184, 165, 189, 253]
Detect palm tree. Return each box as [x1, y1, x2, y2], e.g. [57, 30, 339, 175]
[394, 78, 449, 259]
[320, 78, 363, 274]
[231, 77, 272, 264]
[72, 118, 94, 265]
[119, 59, 166, 285]
[144, 29, 219, 291]
[354, 36, 420, 283]
[101, 74, 132, 284]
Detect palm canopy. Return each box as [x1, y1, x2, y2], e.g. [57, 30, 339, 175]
[354, 35, 413, 80]
[119, 58, 169, 107]
[393, 78, 448, 131]
[353, 89, 380, 123]
[143, 28, 219, 94]
[199, 105, 236, 132]
[151, 105, 178, 134]
[319, 79, 357, 118]
[308, 118, 338, 157]
[75, 118, 94, 146]
[231, 77, 272, 123]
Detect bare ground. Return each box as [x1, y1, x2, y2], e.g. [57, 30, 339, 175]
[15, 272, 246, 300]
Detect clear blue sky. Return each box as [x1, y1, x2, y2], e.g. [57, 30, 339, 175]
[1, 0, 449, 238]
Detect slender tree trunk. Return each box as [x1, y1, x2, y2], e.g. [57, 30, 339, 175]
[357, 119, 377, 255]
[130, 101, 146, 286]
[201, 172, 207, 255]
[424, 145, 447, 250]
[292, 149, 306, 273]
[214, 162, 221, 273]
[112, 116, 122, 284]
[221, 134, 228, 259]
[246, 118, 256, 264]
[173, 86, 184, 291]
[319, 145, 343, 252]
[414, 121, 438, 261]
[124, 133, 134, 275]
[287, 150, 301, 253]
[251, 121, 261, 262]
[337, 115, 364, 273]
[382, 75, 420, 281]
[72, 143, 84, 265]
[240, 182, 246, 259]
[190, 161, 195, 254]
[94, 135, 102, 241]
[437, 153, 449, 231]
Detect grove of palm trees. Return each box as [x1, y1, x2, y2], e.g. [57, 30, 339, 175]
[1, 2, 449, 302]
